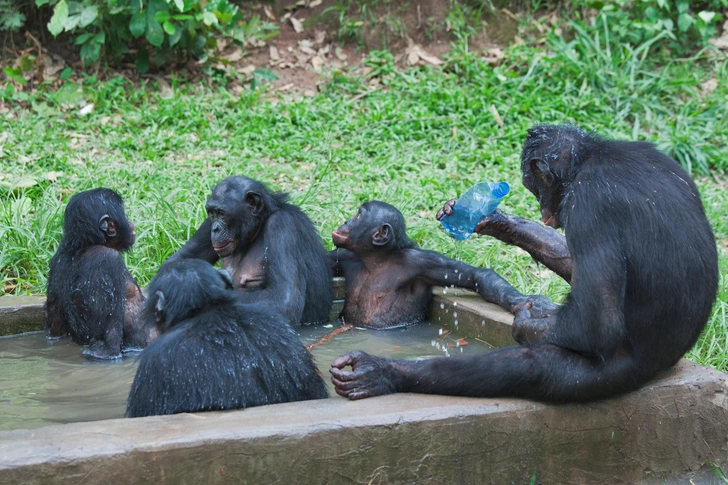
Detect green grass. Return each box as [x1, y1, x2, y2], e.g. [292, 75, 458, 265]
[1, 20, 727, 371]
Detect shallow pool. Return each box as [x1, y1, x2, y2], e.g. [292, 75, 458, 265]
[0, 322, 492, 431]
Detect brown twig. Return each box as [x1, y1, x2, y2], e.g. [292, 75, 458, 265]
[24, 31, 45, 84]
[306, 323, 355, 351]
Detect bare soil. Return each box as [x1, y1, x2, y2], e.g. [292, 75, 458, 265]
[1, 1, 522, 94]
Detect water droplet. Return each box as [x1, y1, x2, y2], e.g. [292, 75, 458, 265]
[440, 303, 445, 309]
[439, 328, 443, 335]
[481, 320, 485, 326]
[453, 312, 458, 318]
[444, 274, 448, 279]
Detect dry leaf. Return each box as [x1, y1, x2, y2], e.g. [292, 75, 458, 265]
[311, 55, 324, 71]
[46, 171, 61, 182]
[314, 30, 326, 45]
[290, 17, 304, 33]
[335, 47, 348, 61]
[490, 104, 503, 127]
[414, 45, 442, 66]
[263, 5, 276, 20]
[309, 0, 322, 7]
[407, 50, 419, 66]
[239, 65, 256, 76]
[303, 89, 316, 97]
[78, 103, 94, 116]
[299, 44, 317, 55]
[278, 83, 295, 91]
[269, 45, 280, 61]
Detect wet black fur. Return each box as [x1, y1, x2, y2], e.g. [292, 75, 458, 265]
[44, 188, 147, 360]
[165, 176, 333, 325]
[126, 259, 328, 418]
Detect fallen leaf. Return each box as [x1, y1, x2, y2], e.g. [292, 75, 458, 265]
[311, 55, 324, 71]
[414, 45, 442, 66]
[263, 5, 276, 20]
[290, 17, 304, 33]
[238, 65, 256, 76]
[303, 89, 316, 97]
[456, 338, 469, 347]
[269, 45, 280, 61]
[314, 30, 326, 44]
[335, 47, 348, 61]
[309, 0, 322, 7]
[490, 104, 503, 127]
[278, 83, 295, 91]
[407, 50, 419, 66]
[78, 103, 94, 116]
[46, 171, 61, 182]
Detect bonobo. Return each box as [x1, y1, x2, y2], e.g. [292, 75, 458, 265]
[45, 188, 157, 360]
[331, 124, 718, 402]
[165, 176, 332, 325]
[330, 201, 556, 329]
[126, 259, 328, 418]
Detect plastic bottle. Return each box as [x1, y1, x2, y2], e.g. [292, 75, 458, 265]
[440, 181, 510, 241]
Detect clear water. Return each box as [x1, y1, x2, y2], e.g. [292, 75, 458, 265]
[0, 323, 492, 431]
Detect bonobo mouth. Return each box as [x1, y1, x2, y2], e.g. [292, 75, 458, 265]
[213, 241, 235, 256]
[331, 231, 349, 247]
[541, 210, 556, 228]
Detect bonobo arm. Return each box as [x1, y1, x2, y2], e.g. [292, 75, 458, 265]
[437, 202, 572, 283]
[544, 220, 627, 359]
[164, 218, 220, 265]
[329, 248, 358, 277]
[232, 211, 306, 324]
[414, 249, 558, 315]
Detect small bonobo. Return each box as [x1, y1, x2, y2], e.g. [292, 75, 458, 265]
[126, 259, 328, 418]
[165, 176, 332, 325]
[330, 201, 556, 329]
[45, 188, 156, 360]
[331, 125, 718, 402]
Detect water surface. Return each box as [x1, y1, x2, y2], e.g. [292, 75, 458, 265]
[0, 322, 492, 431]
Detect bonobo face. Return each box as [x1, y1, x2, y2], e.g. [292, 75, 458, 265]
[521, 163, 562, 229]
[206, 179, 261, 258]
[333, 202, 400, 253]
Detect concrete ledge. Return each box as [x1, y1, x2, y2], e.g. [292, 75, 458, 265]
[3, 288, 728, 483]
[0, 361, 726, 484]
[0, 296, 46, 336]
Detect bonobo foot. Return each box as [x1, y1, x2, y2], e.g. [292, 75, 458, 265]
[330, 351, 401, 400]
[511, 300, 559, 345]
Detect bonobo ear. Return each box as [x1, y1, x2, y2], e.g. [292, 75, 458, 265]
[529, 158, 554, 185]
[99, 215, 117, 238]
[372, 224, 392, 246]
[245, 191, 263, 217]
[154, 290, 165, 323]
[218, 269, 234, 289]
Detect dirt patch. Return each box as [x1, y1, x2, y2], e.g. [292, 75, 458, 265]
[2, 1, 522, 95]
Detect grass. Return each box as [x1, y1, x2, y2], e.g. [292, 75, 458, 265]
[1, 14, 727, 371]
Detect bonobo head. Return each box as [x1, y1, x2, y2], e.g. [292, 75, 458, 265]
[62, 188, 136, 252]
[146, 259, 234, 331]
[332, 201, 415, 253]
[520, 124, 597, 229]
[205, 176, 288, 258]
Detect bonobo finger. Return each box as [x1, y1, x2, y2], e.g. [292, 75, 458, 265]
[331, 351, 363, 369]
[435, 199, 457, 220]
[334, 386, 352, 398]
[348, 390, 373, 400]
[513, 300, 533, 314]
[331, 378, 360, 391]
[330, 367, 355, 382]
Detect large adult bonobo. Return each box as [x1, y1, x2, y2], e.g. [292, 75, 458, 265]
[165, 176, 332, 325]
[331, 124, 718, 402]
[45, 188, 157, 360]
[331, 201, 555, 329]
[126, 259, 327, 418]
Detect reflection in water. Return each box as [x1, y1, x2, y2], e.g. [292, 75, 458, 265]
[0, 323, 492, 431]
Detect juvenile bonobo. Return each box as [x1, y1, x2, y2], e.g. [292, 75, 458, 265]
[126, 259, 328, 418]
[165, 176, 332, 325]
[331, 125, 718, 402]
[330, 201, 556, 329]
[45, 188, 157, 360]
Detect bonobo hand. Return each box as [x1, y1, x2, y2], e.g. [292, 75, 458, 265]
[473, 209, 517, 243]
[511, 298, 559, 345]
[435, 199, 457, 221]
[330, 351, 400, 400]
